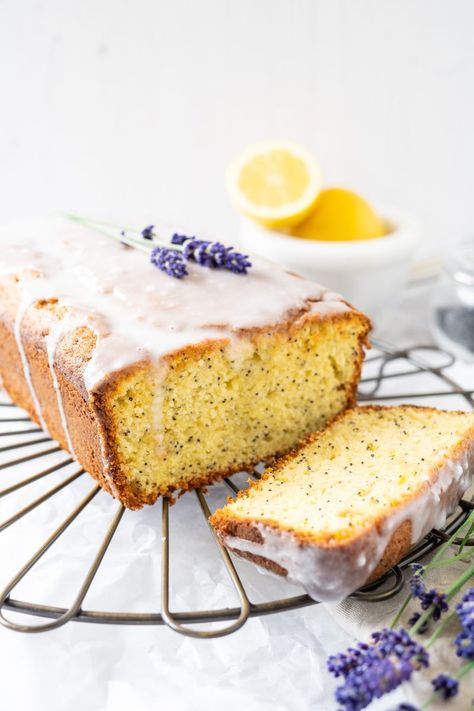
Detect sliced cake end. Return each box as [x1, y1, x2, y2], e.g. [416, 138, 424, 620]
[210, 405, 474, 601]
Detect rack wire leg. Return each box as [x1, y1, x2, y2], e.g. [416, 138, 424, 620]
[160, 495, 251, 638]
[0, 490, 124, 633]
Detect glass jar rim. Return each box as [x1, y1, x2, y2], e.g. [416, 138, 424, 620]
[443, 239, 474, 286]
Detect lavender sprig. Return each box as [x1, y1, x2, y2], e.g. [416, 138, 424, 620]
[327, 628, 428, 711]
[328, 512, 474, 711]
[171, 234, 252, 274]
[65, 215, 252, 280]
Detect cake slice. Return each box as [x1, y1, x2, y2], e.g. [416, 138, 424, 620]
[0, 219, 370, 509]
[210, 406, 474, 601]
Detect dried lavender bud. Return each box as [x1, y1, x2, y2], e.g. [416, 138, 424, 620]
[141, 225, 155, 240]
[409, 574, 426, 599]
[431, 673, 459, 699]
[455, 629, 474, 659]
[407, 612, 429, 634]
[171, 234, 252, 274]
[150, 246, 188, 279]
[419, 589, 448, 621]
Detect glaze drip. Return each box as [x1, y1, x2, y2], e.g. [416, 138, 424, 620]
[45, 319, 76, 456]
[13, 297, 48, 433]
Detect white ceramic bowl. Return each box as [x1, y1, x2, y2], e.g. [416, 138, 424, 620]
[239, 209, 421, 318]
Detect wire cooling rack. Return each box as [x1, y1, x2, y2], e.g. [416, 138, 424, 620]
[0, 340, 472, 639]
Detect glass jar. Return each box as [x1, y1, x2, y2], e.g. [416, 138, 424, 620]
[431, 238, 474, 361]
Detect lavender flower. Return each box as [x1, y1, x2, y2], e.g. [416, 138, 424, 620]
[409, 574, 426, 600]
[409, 564, 424, 575]
[334, 656, 417, 711]
[150, 246, 188, 279]
[171, 234, 252, 274]
[455, 588, 474, 658]
[419, 589, 448, 621]
[407, 612, 428, 634]
[455, 630, 474, 660]
[327, 643, 370, 678]
[141, 225, 155, 240]
[370, 629, 428, 663]
[456, 588, 474, 633]
[391, 705, 419, 710]
[327, 628, 428, 711]
[431, 673, 459, 699]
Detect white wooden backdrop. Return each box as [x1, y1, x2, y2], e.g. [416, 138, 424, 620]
[1, 0, 473, 254]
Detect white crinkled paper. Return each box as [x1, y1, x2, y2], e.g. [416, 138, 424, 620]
[0, 343, 472, 710]
[0, 428, 349, 711]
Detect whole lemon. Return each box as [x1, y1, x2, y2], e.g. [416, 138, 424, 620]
[291, 187, 386, 241]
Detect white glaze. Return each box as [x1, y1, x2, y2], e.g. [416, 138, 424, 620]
[224, 442, 474, 602]
[13, 295, 48, 433]
[45, 318, 76, 456]
[0, 218, 349, 473]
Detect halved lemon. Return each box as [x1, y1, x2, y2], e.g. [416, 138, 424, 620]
[226, 142, 322, 229]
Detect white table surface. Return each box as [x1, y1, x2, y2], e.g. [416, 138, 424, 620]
[0, 278, 472, 711]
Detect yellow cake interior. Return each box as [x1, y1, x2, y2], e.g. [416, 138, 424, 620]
[106, 316, 368, 497]
[213, 406, 474, 543]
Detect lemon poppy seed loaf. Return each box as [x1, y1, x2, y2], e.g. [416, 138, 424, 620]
[0, 219, 370, 509]
[210, 406, 474, 600]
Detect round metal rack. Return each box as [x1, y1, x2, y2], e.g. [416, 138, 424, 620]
[0, 340, 472, 638]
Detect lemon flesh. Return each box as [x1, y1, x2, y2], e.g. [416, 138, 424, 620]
[227, 142, 321, 229]
[291, 187, 386, 242]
